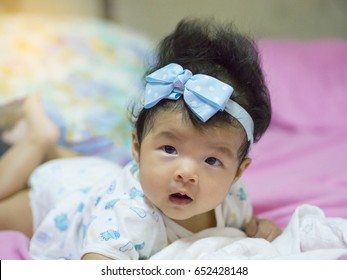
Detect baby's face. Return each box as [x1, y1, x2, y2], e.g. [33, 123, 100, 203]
[132, 110, 250, 224]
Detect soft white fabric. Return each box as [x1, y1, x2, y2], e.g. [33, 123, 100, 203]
[151, 205, 347, 260]
[29, 157, 122, 230]
[29, 158, 168, 260]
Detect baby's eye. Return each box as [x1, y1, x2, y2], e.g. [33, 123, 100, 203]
[205, 157, 222, 167]
[162, 145, 177, 154]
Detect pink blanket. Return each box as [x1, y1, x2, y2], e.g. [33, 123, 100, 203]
[244, 40, 347, 229]
[1, 39, 347, 260]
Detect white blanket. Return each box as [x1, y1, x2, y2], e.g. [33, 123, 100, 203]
[151, 205, 347, 259]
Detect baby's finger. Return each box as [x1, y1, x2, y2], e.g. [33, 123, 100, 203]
[244, 216, 258, 237]
[255, 219, 282, 241]
[266, 226, 282, 242]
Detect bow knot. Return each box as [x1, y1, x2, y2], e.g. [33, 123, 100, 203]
[144, 63, 233, 122]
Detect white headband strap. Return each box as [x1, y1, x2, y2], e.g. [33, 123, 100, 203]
[225, 100, 254, 146]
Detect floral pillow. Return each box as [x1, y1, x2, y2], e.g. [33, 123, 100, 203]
[0, 15, 153, 164]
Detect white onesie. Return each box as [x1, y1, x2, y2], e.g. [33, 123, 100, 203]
[28, 157, 252, 259]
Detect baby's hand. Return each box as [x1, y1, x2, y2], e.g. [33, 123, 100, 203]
[244, 216, 282, 242]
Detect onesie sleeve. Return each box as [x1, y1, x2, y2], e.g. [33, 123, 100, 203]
[221, 178, 253, 229]
[81, 164, 168, 260]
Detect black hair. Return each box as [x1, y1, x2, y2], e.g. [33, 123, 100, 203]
[130, 18, 271, 161]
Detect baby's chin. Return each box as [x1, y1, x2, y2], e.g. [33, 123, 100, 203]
[159, 207, 195, 221]
[162, 208, 204, 223]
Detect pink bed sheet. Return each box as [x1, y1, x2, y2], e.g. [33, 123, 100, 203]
[0, 230, 30, 260]
[244, 126, 347, 229]
[244, 39, 347, 229]
[1, 39, 347, 260]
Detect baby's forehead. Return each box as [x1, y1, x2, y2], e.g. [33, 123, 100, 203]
[151, 110, 244, 143]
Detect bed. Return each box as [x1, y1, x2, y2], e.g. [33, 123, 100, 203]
[1, 15, 347, 260]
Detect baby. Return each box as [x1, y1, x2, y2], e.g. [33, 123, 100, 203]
[0, 18, 281, 259]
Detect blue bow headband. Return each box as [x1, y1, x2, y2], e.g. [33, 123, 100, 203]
[144, 63, 254, 146]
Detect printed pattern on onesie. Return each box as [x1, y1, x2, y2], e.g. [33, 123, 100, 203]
[29, 160, 168, 259]
[82, 161, 169, 259]
[221, 179, 253, 229]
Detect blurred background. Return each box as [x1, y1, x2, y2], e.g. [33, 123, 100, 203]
[1, 0, 347, 40]
[2, 1, 347, 259]
[1, 0, 346, 163]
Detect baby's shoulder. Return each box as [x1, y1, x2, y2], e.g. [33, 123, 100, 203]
[222, 178, 250, 205]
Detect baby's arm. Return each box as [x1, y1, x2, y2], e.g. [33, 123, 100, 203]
[244, 216, 282, 241]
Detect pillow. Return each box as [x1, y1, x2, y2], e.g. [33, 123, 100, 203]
[0, 14, 153, 164]
[258, 40, 347, 131]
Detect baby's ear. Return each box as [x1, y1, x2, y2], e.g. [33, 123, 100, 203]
[234, 157, 252, 182]
[131, 129, 140, 164]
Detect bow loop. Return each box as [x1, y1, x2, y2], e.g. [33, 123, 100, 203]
[144, 64, 192, 108]
[184, 74, 233, 120]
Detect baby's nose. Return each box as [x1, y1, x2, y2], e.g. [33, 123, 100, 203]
[174, 163, 198, 185]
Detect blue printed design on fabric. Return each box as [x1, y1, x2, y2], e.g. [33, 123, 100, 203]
[99, 229, 120, 241]
[130, 187, 144, 199]
[81, 224, 87, 239]
[119, 241, 145, 253]
[120, 241, 133, 252]
[35, 231, 51, 244]
[130, 206, 147, 218]
[107, 180, 117, 194]
[54, 214, 69, 231]
[104, 199, 120, 210]
[80, 187, 92, 194]
[75, 202, 85, 213]
[151, 210, 160, 222]
[239, 187, 247, 201]
[94, 196, 102, 207]
[134, 241, 145, 252]
[129, 161, 139, 174]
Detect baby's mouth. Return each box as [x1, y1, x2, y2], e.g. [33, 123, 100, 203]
[169, 193, 193, 205]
